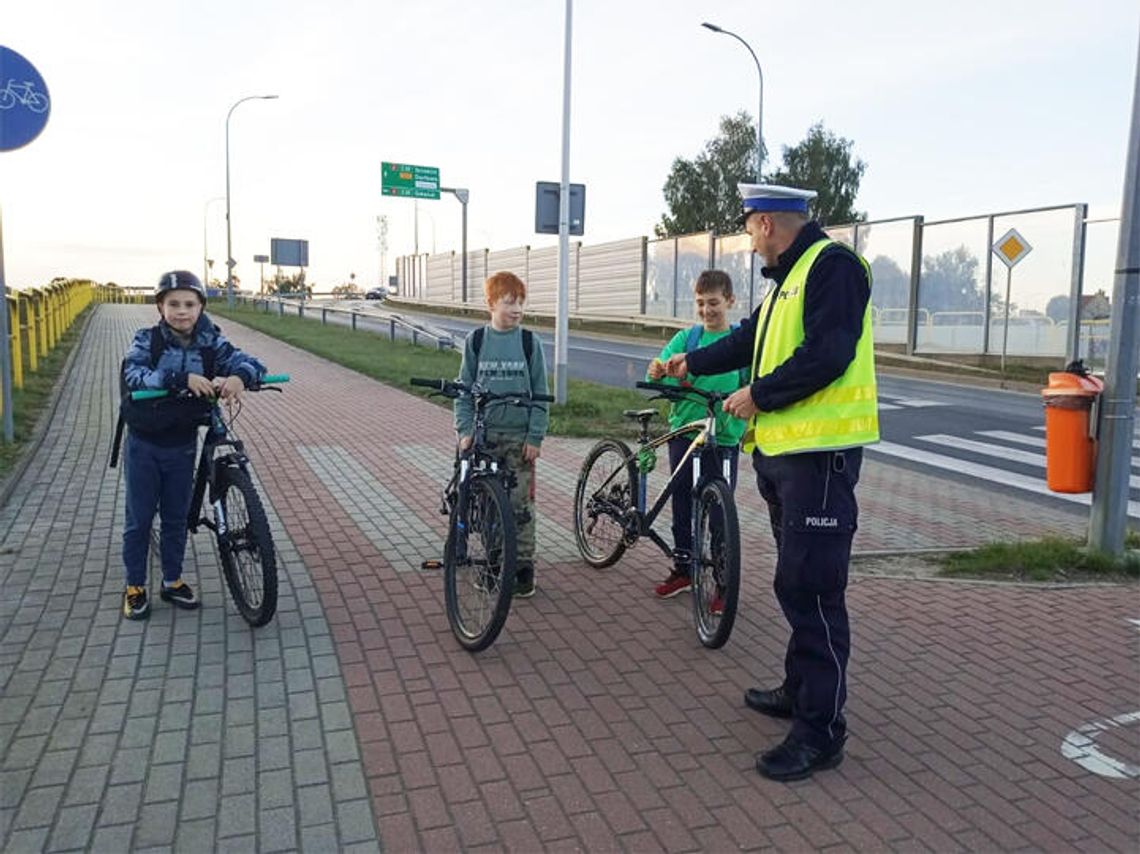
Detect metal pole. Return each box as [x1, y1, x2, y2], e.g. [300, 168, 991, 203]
[203, 196, 224, 293]
[1000, 265, 1012, 373]
[702, 23, 764, 180]
[1089, 34, 1140, 556]
[0, 207, 14, 441]
[225, 95, 278, 309]
[1067, 204, 1088, 364]
[461, 195, 468, 304]
[555, 0, 573, 403]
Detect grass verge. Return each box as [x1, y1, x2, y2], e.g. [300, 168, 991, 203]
[211, 304, 667, 439]
[936, 533, 1140, 582]
[0, 308, 92, 480]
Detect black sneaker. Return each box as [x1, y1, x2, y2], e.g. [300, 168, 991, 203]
[123, 586, 150, 620]
[160, 580, 200, 610]
[514, 564, 536, 599]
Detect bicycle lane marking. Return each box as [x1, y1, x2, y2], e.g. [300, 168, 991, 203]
[297, 445, 445, 572]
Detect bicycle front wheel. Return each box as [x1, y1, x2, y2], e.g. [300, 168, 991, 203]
[216, 467, 278, 627]
[444, 475, 517, 653]
[574, 439, 637, 568]
[691, 477, 740, 649]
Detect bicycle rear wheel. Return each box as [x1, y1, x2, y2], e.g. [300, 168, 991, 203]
[216, 467, 278, 627]
[444, 475, 517, 652]
[574, 439, 637, 568]
[691, 477, 740, 649]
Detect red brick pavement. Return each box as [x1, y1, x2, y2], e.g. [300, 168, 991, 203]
[218, 315, 1137, 852]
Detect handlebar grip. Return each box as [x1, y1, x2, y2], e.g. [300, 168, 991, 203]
[130, 389, 169, 401]
[410, 377, 445, 390]
[260, 374, 290, 385]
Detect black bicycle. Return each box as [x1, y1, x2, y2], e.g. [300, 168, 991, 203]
[126, 375, 289, 627]
[573, 380, 741, 648]
[410, 377, 553, 653]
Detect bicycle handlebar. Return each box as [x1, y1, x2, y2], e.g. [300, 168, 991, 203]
[129, 374, 290, 401]
[635, 380, 727, 403]
[409, 377, 555, 404]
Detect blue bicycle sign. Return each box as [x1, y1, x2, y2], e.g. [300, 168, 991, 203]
[0, 46, 51, 151]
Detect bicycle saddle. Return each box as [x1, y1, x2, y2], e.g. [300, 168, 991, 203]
[622, 408, 658, 422]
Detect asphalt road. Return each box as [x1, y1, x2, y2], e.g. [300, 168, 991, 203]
[324, 301, 1140, 521]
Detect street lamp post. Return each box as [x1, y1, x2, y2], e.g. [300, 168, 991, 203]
[225, 94, 278, 308]
[203, 196, 225, 291]
[701, 22, 764, 182]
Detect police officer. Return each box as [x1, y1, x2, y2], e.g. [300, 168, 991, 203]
[663, 183, 878, 781]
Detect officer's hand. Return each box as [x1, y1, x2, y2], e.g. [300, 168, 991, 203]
[663, 354, 688, 378]
[523, 443, 540, 463]
[647, 358, 666, 380]
[723, 386, 759, 420]
[458, 436, 473, 452]
[186, 373, 214, 397]
[213, 375, 245, 402]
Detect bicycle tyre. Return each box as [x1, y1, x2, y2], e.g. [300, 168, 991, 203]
[573, 439, 637, 568]
[691, 477, 740, 649]
[216, 466, 278, 627]
[444, 474, 517, 653]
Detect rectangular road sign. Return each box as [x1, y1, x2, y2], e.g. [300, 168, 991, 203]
[382, 162, 440, 199]
[270, 238, 309, 267]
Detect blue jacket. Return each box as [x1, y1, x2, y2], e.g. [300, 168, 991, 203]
[121, 314, 266, 444]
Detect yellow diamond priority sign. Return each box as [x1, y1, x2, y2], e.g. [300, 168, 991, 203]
[992, 227, 1032, 269]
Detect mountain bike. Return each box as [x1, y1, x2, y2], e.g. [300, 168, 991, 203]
[573, 380, 741, 649]
[410, 377, 553, 653]
[125, 375, 289, 627]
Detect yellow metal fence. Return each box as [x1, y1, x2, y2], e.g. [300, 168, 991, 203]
[0, 281, 141, 420]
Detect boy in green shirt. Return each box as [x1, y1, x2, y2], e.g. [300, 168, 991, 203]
[646, 269, 747, 599]
[455, 271, 550, 598]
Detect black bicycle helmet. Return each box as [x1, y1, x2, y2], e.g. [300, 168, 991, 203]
[155, 270, 207, 303]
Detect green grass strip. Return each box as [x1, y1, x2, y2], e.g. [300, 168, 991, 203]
[938, 535, 1139, 581]
[210, 304, 666, 439]
[0, 307, 92, 479]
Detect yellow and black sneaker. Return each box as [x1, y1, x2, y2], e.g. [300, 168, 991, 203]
[160, 579, 200, 610]
[123, 586, 150, 620]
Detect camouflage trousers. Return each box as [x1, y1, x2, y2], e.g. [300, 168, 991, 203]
[489, 435, 536, 565]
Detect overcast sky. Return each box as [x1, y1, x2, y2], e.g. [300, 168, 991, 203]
[2, 0, 1137, 291]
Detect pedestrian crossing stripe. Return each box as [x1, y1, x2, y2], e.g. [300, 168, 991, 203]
[868, 440, 1140, 519]
[878, 396, 947, 410]
[917, 434, 1140, 489]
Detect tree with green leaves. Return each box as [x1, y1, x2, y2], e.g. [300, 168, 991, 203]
[655, 111, 762, 237]
[657, 117, 867, 235]
[766, 123, 866, 226]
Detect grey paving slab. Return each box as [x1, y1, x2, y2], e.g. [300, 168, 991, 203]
[0, 306, 379, 852]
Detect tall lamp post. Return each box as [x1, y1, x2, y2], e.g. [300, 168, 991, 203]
[203, 196, 225, 291]
[701, 22, 764, 182]
[225, 94, 278, 307]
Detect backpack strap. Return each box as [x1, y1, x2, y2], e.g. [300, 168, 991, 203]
[684, 324, 702, 353]
[472, 326, 535, 369]
[685, 322, 750, 387]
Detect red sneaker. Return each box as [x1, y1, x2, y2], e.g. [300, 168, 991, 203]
[654, 571, 692, 599]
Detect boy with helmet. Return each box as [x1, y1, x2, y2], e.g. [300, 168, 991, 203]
[118, 270, 266, 620]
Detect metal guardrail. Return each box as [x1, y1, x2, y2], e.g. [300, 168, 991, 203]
[237, 296, 457, 351]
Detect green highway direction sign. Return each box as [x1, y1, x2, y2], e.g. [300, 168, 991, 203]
[382, 162, 440, 199]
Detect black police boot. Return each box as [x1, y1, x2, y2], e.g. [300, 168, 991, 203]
[743, 685, 795, 719]
[755, 734, 845, 782]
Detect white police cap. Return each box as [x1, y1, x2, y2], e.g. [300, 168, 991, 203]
[736, 183, 817, 224]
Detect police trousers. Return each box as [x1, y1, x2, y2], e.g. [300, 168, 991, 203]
[752, 447, 862, 749]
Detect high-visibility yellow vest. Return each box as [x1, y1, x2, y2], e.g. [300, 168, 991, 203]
[741, 238, 879, 456]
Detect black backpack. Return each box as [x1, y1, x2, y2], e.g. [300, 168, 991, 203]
[109, 325, 216, 468]
[470, 326, 536, 368]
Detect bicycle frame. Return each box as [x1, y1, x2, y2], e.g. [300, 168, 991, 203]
[188, 406, 252, 535]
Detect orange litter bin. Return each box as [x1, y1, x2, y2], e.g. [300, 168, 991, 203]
[1041, 363, 1103, 493]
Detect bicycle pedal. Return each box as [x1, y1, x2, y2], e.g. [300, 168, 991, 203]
[420, 559, 443, 570]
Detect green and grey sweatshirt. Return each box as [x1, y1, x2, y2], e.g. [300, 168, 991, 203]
[454, 325, 550, 446]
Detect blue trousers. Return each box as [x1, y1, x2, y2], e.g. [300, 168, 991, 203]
[752, 448, 862, 749]
[669, 437, 739, 561]
[122, 433, 197, 586]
